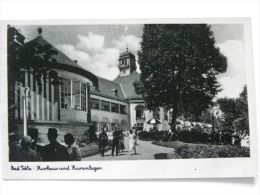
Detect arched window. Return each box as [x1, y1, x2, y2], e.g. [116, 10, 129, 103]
[135, 105, 145, 119]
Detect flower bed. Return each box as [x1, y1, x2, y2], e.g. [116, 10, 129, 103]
[153, 140, 250, 159]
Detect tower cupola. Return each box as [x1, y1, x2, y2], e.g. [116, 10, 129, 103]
[118, 47, 136, 77]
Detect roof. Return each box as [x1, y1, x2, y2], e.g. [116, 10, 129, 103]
[90, 77, 127, 102]
[120, 51, 136, 59]
[25, 36, 98, 86]
[113, 70, 143, 100]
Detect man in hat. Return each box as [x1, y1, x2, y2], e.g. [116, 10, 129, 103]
[41, 128, 69, 161]
[12, 135, 41, 162]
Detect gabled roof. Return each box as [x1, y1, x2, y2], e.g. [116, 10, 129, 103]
[90, 77, 127, 102]
[113, 71, 143, 100]
[24, 35, 98, 86]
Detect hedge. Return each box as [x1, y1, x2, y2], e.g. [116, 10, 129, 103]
[153, 141, 250, 159]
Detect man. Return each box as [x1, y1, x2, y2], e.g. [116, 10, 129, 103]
[111, 127, 120, 156]
[41, 128, 69, 161]
[12, 135, 41, 162]
[98, 128, 108, 157]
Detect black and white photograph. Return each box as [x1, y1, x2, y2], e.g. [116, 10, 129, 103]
[0, 19, 257, 179]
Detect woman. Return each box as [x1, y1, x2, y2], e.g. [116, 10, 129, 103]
[64, 133, 81, 161]
[129, 129, 137, 155]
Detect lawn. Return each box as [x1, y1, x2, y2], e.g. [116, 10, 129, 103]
[153, 140, 250, 159]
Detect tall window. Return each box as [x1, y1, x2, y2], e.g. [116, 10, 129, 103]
[91, 98, 100, 109]
[120, 104, 127, 114]
[72, 80, 80, 110]
[60, 78, 87, 111]
[60, 78, 71, 109]
[136, 105, 144, 118]
[81, 83, 87, 111]
[111, 102, 119, 113]
[101, 100, 110, 111]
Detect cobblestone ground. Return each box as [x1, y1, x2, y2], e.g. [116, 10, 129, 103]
[82, 138, 175, 161]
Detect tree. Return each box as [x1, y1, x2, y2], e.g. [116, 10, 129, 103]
[8, 26, 60, 124]
[217, 86, 249, 133]
[136, 24, 227, 130]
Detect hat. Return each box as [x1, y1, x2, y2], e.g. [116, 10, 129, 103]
[47, 128, 58, 135]
[20, 136, 33, 146]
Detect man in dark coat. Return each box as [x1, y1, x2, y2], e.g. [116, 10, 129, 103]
[41, 128, 69, 161]
[111, 127, 120, 156]
[98, 128, 108, 157]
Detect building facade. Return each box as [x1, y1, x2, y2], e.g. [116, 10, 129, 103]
[10, 34, 98, 141]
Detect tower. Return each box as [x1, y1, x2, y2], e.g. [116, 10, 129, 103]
[118, 48, 136, 77]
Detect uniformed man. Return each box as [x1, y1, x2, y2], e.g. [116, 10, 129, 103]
[98, 128, 108, 157]
[111, 127, 120, 156]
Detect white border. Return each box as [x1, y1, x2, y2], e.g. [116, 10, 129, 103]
[0, 18, 257, 179]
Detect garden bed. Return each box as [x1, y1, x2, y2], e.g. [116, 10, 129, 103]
[153, 140, 250, 159]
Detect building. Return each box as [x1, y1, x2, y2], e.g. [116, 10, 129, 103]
[10, 28, 171, 141]
[10, 31, 98, 141]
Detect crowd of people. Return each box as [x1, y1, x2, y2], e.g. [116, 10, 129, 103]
[9, 128, 81, 162]
[9, 126, 139, 162]
[97, 126, 137, 157]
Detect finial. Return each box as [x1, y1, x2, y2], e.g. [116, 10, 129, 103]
[37, 27, 42, 36]
[126, 43, 128, 52]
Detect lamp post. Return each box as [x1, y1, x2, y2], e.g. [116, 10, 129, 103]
[23, 87, 30, 136]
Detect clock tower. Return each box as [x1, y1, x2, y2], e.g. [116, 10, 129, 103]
[118, 48, 136, 77]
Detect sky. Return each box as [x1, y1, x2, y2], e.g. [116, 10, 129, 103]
[16, 23, 246, 99]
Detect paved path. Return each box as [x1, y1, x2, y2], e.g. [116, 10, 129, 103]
[82, 138, 175, 161]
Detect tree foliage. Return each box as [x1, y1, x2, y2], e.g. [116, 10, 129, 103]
[136, 24, 227, 130]
[217, 86, 249, 133]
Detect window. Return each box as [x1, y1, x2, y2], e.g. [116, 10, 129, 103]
[111, 102, 119, 113]
[111, 123, 118, 131]
[101, 100, 110, 111]
[60, 78, 87, 111]
[120, 105, 127, 114]
[136, 105, 144, 118]
[81, 83, 87, 111]
[136, 123, 143, 131]
[91, 98, 100, 109]
[72, 80, 80, 110]
[60, 78, 71, 109]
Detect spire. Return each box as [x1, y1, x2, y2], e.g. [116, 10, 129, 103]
[126, 43, 128, 52]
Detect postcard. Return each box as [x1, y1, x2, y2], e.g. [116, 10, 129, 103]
[0, 18, 257, 179]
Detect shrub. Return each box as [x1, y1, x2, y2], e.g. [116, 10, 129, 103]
[138, 131, 151, 140]
[153, 141, 250, 158]
[150, 131, 164, 141]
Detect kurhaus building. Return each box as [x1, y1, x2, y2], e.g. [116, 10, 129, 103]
[10, 29, 171, 140]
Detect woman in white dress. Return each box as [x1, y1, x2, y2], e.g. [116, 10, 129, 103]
[129, 129, 137, 155]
